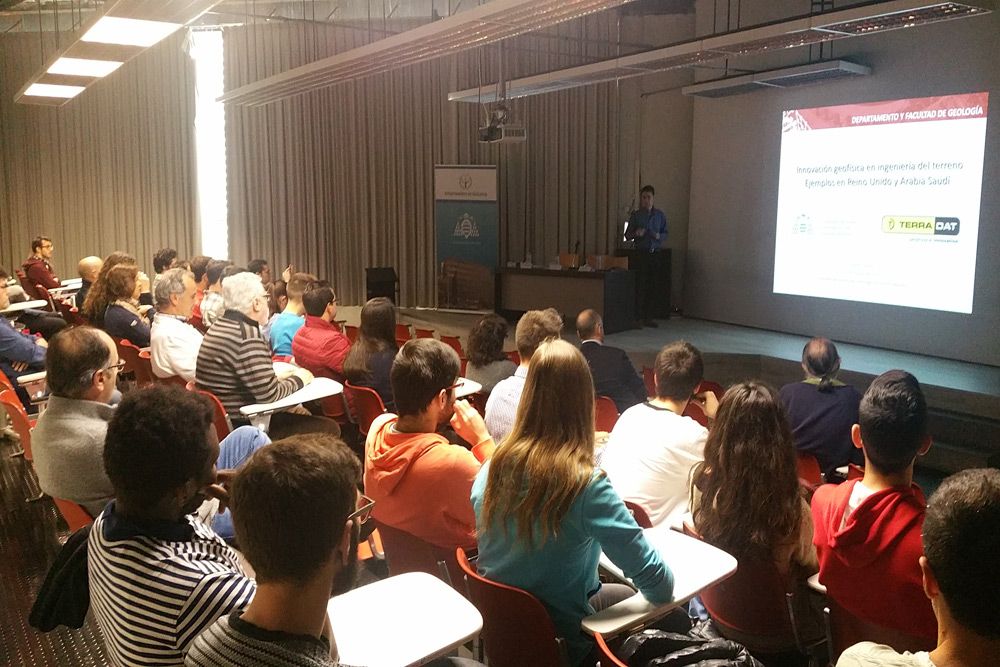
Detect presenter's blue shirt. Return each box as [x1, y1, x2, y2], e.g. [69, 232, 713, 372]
[268, 312, 305, 357]
[627, 207, 668, 251]
[472, 463, 674, 666]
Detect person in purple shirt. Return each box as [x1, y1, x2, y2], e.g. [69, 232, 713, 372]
[780, 337, 864, 479]
[625, 185, 668, 328]
[0, 265, 48, 411]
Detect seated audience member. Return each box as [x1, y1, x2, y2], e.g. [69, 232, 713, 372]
[22, 235, 60, 294]
[188, 255, 211, 321]
[103, 264, 152, 348]
[188, 434, 483, 667]
[780, 337, 863, 478]
[691, 381, 817, 579]
[269, 271, 317, 357]
[261, 278, 287, 342]
[3, 279, 67, 341]
[812, 370, 936, 640]
[464, 313, 516, 393]
[199, 259, 231, 329]
[0, 265, 48, 410]
[365, 338, 495, 550]
[31, 327, 120, 516]
[196, 272, 342, 440]
[82, 251, 151, 328]
[473, 340, 674, 667]
[600, 341, 716, 528]
[151, 268, 203, 382]
[151, 247, 178, 292]
[248, 258, 272, 285]
[837, 468, 1000, 667]
[74, 255, 103, 310]
[89, 386, 257, 665]
[343, 297, 399, 411]
[292, 280, 350, 380]
[484, 307, 562, 443]
[576, 309, 647, 413]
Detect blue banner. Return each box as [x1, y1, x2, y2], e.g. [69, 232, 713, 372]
[435, 166, 498, 310]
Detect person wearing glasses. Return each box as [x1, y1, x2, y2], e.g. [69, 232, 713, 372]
[22, 235, 61, 294]
[365, 338, 496, 551]
[291, 280, 351, 385]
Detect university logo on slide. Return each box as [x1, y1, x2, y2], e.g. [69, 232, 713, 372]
[454, 214, 480, 240]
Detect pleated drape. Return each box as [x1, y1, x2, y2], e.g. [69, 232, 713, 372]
[224, 14, 625, 307]
[0, 32, 198, 279]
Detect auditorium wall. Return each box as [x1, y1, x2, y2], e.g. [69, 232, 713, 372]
[685, 3, 1000, 366]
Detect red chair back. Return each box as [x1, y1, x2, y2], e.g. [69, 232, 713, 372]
[456, 548, 571, 667]
[1, 389, 34, 460]
[0, 369, 14, 393]
[698, 380, 726, 399]
[34, 283, 56, 312]
[505, 349, 520, 366]
[826, 595, 935, 662]
[468, 391, 488, 417]
[594, 395, 619, 432]
[321, 393, 351, 426]
[624, 500, 653, 529]
[440, 335, 464, 358]
[53, 498, 95, 533]
[345, 382, 387, 435]
[460, 357, 468, 376]
[682, 523, 798, 649]
[117, 339, 155, 386]
[375, 521, 465, 589]
[345, 325, 359, 343]
[796, 452, 823, 487]
[56, 301, 89, 326]
[595, 632, 627, 667]
[16, 270, 38, 299]
[188, 314, 206, 334]
[642, 365, 655, 397]
[395, 323, 412, 344]
[847, 463, 865, 480]
[197, 390, 232, 440]
[414, 328, 435, 339]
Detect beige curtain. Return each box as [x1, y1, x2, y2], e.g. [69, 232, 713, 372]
[224, 14, 625, 307]
[0, 32, 198, 280]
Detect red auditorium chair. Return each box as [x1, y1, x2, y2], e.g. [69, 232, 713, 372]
[440, 335, 464, 358]
[825, 595, 935, 663]
[795, 452, 824, 488]
[623, 500, 653, 529]
[642, 365, 655, 397]
[375, 521, 465, 591]
[594, 396, 619, 432]
[53, 498, 95, 533]
[196, 390, 233, 440]
[344, 382, 386, 435]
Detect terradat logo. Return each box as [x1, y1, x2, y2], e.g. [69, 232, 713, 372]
[454, 214, 480, 240]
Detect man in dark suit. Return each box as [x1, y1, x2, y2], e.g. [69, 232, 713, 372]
[576, 309, 647, 413]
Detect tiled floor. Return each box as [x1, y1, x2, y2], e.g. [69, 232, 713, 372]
[0, 430, 110, 666]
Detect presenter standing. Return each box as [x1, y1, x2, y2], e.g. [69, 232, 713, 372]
[625, 185, 668, 328]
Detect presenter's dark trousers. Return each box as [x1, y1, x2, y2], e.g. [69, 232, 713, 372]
[634, 249, 664, 322]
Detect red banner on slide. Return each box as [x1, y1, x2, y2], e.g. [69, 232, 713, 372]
[783, 93, 989, 132]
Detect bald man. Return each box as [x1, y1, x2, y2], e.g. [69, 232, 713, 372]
[576, 309, 647, 413]
[74, 256, 103, 311]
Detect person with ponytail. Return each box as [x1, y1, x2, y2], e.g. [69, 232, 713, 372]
[780, 337, 863, 478]
[472, 339, 674, 667]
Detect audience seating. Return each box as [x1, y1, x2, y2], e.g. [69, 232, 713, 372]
[795, 452, 824, 487]
[188, 313, 206, 334]
[439, 335, 464, 358]
[594, 632, 627, 667]
[33, 284, 56, 312]
[320, 393, 352, 427]
[395, 323, 412, 348]
[414, 328, 435, 339]
[456, 548, 571, 667]
[847, 463, 864, 480]
[594, 396, 619, 432]
[15, 270, 37, 299]
[1, 389, 43, 501]
[0, 370, 14, 393]
[468, 392, 488, 418]
[344, 382, 386, 435]
[52, 498, 94, 533]
[681, 380, 727, 427]
[197, 390, 233, 440]
[56, 301, 88, 327]
[505, 350, 520, 366]
[623, 500, 653, 529]
[344, 325, 359, 343]
[558, 253, 580, 269]
[642, 365, 655, 397]
[825, 595, 935, 663]
[459, 357, 468, 376]
[375, 520, 465, 590]
[117, 340, 155, 387]
[682, 523, 812, 658]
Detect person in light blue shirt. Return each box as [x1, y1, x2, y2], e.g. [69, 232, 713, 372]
[268, 272, 315, 356]
[472, 339, 674, 667]
[625, 184, 669, 327]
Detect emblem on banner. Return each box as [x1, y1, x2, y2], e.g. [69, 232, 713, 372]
[459, 173, 474, 190]
[454, 214, 480, 240]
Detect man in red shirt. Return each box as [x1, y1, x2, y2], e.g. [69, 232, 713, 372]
[291, 280, 351, 381]
[811, 370, 935, 640]
[22, 236, 60, 294]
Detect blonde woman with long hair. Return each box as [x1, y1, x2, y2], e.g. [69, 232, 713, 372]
[471, 339, 674, 667]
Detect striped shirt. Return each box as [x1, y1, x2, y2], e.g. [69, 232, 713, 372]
[186, 612, 353, 667]
[195, 310, 304, 415]
[88, 503, 256, 666]
[484, 365, 528, 444]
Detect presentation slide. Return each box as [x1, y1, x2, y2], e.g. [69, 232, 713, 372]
[773, 93, 989, 314]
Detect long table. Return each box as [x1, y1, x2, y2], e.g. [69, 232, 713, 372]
[495, 267, 636, 334]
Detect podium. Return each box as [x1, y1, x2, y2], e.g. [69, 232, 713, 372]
[615, 248, 671, 320]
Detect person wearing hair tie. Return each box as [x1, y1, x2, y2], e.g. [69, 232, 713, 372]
[779, 337, 864, 479]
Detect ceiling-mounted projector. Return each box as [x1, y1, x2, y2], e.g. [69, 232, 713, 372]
[478, 104, 526, 144]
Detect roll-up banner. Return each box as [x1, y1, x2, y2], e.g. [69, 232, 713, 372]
[435, 165, 498, 310]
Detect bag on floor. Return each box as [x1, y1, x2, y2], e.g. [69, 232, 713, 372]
[29, 525, 90, 631]
[618, 626, 765, 667]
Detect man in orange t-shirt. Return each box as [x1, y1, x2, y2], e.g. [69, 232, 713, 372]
[364, 338, 494, 550]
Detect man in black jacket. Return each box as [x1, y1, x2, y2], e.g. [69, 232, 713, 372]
[576, 309, 647, 413]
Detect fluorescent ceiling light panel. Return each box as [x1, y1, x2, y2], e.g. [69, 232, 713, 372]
[24, 83, 86, 98]
[81, 16, 182, 48]
[47, 57, 124, 78]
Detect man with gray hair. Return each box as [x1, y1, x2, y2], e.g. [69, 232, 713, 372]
[150, 267, 204, 382]
[196, 272, 340, 440]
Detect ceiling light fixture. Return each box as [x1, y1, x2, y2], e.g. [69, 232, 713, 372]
[24, 83, 87, 99]
[81, 16, 182, 48]
[47, 57, 124, 78]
